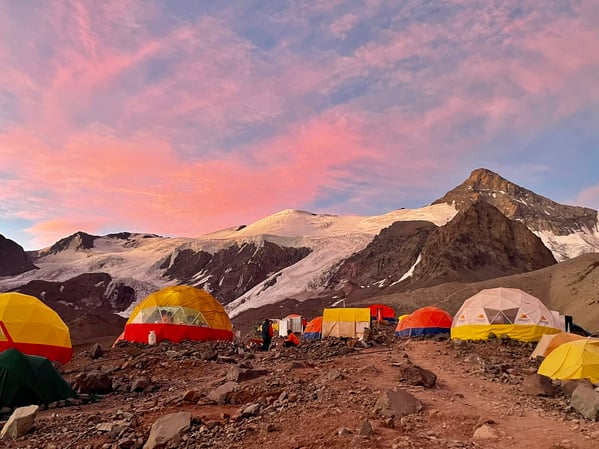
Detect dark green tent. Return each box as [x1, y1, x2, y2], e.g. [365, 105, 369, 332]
[0, 348, 77, 408]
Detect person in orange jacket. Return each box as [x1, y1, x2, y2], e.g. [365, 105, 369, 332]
[284, 329, 300, 347]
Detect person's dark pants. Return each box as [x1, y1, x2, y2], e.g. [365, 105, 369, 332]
[261, 336, 272, 351]
[283, 341, 297, 347]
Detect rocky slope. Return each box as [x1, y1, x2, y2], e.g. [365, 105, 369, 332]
[0, 234, 37, 276]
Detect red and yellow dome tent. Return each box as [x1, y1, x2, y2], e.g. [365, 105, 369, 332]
[0, 292, 72, 364]
[119, 285, 233, 344]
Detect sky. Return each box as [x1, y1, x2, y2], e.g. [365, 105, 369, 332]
[1, 0, 598, 250]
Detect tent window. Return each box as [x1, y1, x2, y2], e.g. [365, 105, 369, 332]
[502, 308, 519, 323]
[131, 306, 209, 326]
[483, 307, 519, 324]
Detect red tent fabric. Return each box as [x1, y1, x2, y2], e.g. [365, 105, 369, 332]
[369, 304, 396, 322]
[395, 306, 452, 337]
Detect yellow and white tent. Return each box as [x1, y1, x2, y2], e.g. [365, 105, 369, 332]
[451, 287, 561, 342]
[537, 339, 599, 383]
[118, 285, 233, 344]
[321, 308, 370, 339]
[0, 292, 72, 364]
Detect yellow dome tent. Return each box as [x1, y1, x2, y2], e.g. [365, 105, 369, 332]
[451, 287, 561, 342]
[120, 285, 233, 344]
[0, 292, 72, 364]
[537, 339, 599, 383]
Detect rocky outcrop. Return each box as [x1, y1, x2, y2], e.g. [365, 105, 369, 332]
[328, 221, 437, 289]
[162, 242, 311, 303]
[406, 201, 557, 288]
[433, 168, 598, 235]
[0, 235, 37, 276]
[11, 273, 129, 321]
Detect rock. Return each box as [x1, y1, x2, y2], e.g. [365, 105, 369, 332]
[570, 383, 599, 420]
[73, 371, 113, 394]
[0, 405, 39, 439]
[183, 390, 202, 402]
[398, 364, 437, 388]
[472, 423, 499, 440]
[90, 343, 104, 359]
[358, 419, 374, 436]
[226, 366, 269, 382]
[206, 382, 239, 404]
[522, 374, 554, 396]
[124, 346, 143, 357]
[201, 350, 218, 361]
[562, 379, 594, 399]
[239, 403, 261, 418]
[131, 375, 154, 392]
[337, 427, 353, 436]
[325, 369, 343, 382]
[143, 411, 191, 449]
[372, 389, 423, 418]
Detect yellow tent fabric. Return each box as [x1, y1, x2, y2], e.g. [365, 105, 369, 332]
[0, 292, 72, 364]
[537, 339, 599, 383]
[127, 285, 232, 331]
[322, 308, 370, 338]
[451, 287, 561, 342]
[530, 332, 586, 359]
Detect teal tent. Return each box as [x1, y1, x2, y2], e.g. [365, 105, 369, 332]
[0, 348, 77, 408]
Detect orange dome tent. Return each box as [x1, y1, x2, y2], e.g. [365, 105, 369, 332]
[303, 316, 322, 340]
[0, 292, 72, 364]
[395, 306, 452, 337]
[121, 286, 233, 344]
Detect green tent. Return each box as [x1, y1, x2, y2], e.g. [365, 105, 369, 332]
[0, 348, 77, 408]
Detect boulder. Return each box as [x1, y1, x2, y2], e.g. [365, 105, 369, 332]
[570, 383, 599, 421]
[522, 374, 553, 396]
[131, 375, 154, 392]
[562, 379, 594, 399]
[89, 343, 104, 359]
[472, 424, 499, 440]
[73, 371, 113, 394]
[398, 364, 437, 388]
[372, 389, 423, 418]
[0, 405, 39, 439]
[358, 419, 374, 436]
[226, 366, 269, 382]
[206, 382, 239, 404]
[143, 412, 191, 449]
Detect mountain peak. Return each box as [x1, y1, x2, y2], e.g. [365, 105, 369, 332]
[433, 168, 598, 239]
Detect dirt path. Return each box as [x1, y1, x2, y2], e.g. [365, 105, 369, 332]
[405, 340, 599, 449]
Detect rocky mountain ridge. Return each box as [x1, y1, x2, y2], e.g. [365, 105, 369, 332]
[0, 168, 597, 339]
[434, 168, 598, 239]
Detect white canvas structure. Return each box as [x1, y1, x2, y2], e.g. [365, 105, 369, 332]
[278, 314, 304, 337]
[321, 308, 370, 339]
[451, 287, 562, 342]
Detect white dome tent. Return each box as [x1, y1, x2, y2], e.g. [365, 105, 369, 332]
[451, 287, 563, 342]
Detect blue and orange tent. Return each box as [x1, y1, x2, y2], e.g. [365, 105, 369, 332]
[303, 316, 322, 340]
[395, 306, 452, 337]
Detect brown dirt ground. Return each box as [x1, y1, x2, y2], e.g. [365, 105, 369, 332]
[3, 333, 599, 449]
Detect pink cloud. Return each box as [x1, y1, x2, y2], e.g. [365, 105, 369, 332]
[1, 0, 598, 248]
[0, 114, 379, 247]
[575, 185, 599, 212]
